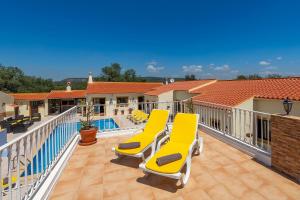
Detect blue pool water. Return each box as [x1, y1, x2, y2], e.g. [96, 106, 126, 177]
[77, 118, 119, 131]
[22, 118, 118, 176]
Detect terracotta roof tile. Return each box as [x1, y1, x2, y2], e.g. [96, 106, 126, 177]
[11, 93, 49, 101]
[145, 80, 216, 96]
[86, 82, 162, 94]
[192, 78, 300, 106]
[48, 90, 86, 99]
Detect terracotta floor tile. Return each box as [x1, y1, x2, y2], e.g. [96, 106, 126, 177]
[183, 188, 212, 200]
[49, 132, 300, 200]
[51, 191, 77, 200]
[78, 184, 103, 200]
[105, 193, 130, 200]
[258, 185, 289, 200]
[130, 188, 155, 200]
[207, 184, 237, 200]
[194, 173, 218, 190]
[240, 191, 266, 200]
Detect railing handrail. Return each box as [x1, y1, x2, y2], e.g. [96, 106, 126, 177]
[193, 99, 271, 116]
[76, 100, 183, 107]
[0, 106, 77, 151]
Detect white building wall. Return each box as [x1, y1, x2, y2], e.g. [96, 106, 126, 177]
[86, 93, 145, 116]
[0, 92, 14, 120]
[174, 91, 195, 101]
[254, 98, 300, 116]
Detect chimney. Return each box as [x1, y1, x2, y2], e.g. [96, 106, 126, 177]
[66, 81, 72, 92]
[88, 72, 93, 83]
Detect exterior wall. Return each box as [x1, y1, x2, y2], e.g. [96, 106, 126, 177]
[144, 95, 157, 102]
[0, 92, 14, 120]
[174, 91, 195, 101]
[38, 100, 48, 117]
[16, 100, 30, 116]
[157, 90, 174, 102]
[15, 100, 48, 118]
[157, 91, 174, 110]
[86, 93, 146, 116]
[271, 115, 300, 182]
[254, 98, 300, 116]
[233, 98, 254, 140]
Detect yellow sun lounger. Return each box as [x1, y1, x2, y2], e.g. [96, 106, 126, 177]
[132, 112, 149, 124]
[112, 109, 170, 161]
[139, 113, 203, 186]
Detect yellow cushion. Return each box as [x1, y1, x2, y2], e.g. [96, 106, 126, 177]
[2, 176, 17, 188]
[145, 141, 189, 174]
[170, 113, 197, 145]
[145, 113, 198, 174]
[115, 109, 169, 155]
[115, 132, 154, 155]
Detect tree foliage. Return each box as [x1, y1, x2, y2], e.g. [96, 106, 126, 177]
[0, 64, 54, 93]
[185, 74, 196, 80]
[99, 63, 142, 82]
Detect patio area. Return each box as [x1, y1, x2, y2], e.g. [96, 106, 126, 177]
[49, 132, 300, 200]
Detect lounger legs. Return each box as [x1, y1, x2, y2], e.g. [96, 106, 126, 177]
[180, 158, 191, 186]
[197, 137, 204, 154]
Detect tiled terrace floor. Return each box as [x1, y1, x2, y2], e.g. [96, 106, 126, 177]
[50, 132, 300, 200]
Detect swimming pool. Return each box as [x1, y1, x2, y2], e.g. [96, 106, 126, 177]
[77, 118, 119, 131]
[22, 118, 118, 176]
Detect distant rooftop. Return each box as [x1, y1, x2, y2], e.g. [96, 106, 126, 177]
[11, 93, 50, 100]
[192, 77, 300, 106]
[145, 80, 216, 96]
[48, 90, 86, 99]
[86, 82, 162, 94]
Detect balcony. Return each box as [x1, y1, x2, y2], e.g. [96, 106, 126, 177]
[50, 132, 300, 200]
[0, 102, 299, 200]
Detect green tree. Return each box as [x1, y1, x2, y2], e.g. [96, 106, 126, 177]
[185, 74, 196, 80]
[236, 75, 247, 80]
[123, 69, 137, 82]
[267, 74, 282, 79]
[101, 63, 122, 81]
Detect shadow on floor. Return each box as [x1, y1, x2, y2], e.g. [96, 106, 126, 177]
[136, 174, 180, 193]
[110, 156, 142, 169]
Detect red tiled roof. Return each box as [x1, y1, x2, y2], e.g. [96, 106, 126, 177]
[48, 90, 86, 99]
[11, 93, 49, 101]
[86, 82, 162, 94]
[192, 78, 300, 106]
[145, 80, 216, 96]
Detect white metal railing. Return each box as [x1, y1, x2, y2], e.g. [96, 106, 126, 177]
[0, 107, 78, 200]
[192, 100, 271, 153]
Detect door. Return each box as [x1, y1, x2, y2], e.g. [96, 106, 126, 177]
[30, 101, 41, 116]
[93, 98, 106, 115]
[138, 96, 144, 110]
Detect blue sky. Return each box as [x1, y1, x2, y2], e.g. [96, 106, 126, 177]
[0, 0, 300, 80]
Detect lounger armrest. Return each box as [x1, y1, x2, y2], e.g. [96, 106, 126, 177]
[188, 139, 197, 157]
[156, 135, 169, 150]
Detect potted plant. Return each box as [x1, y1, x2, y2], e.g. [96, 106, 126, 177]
[114, 108, 118, 116]
[186, 99, 194, 113]
[79, 102, 97, 146]
[128, 107, 133, 114]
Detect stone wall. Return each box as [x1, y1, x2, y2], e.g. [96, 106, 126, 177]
[271, 115, 300, 183]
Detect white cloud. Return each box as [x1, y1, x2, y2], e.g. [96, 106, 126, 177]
[265, 66, 278, 70]
[146, 61, 164, 73]
[214, 64, 231, 72]
[276, 56, 283, 60]
[230, 70, 239, 74]
[259, 61, 271, 66]
[182, 65, 203, 74]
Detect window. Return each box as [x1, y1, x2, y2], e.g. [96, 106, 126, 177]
[117, 97, 128, 107]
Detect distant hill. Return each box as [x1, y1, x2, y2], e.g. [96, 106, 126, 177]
[139, 76, 185, 82]
[60, 78, 88, 83]
[58, 76, 185, 83]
